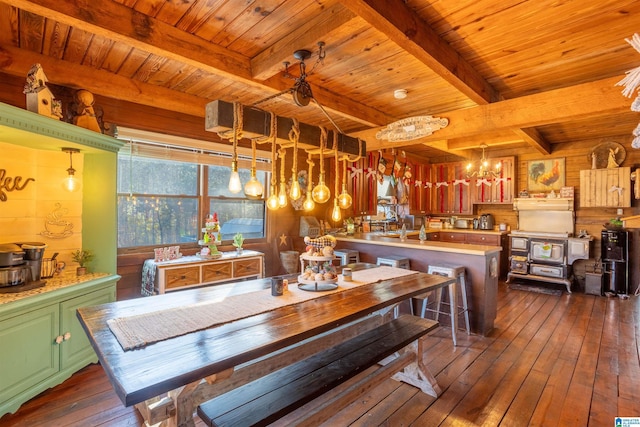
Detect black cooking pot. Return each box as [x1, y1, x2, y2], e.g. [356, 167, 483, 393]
[0, 243, 25, 267]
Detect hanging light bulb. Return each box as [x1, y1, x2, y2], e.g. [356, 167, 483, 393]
[266, 113, 279, 210]
[331, 132, 341, 222]
[288, 119, 302, 200]
[244, 139, 263, 199]
[61, 147, 81, 192]
[331, 198, 341, 222]
[312, 128, 331, 204]
[337, 159, 352, 209]
[303, 156, 315, 211]
[227, 102, 243, 193]
[278, 148, 288, 207]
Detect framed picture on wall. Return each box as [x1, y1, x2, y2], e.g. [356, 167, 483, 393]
[527, 158, 565, 192]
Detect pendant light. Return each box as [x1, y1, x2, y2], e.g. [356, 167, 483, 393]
[330, 133, 341, 222]
[61, 147, 81, 192]
[312, 127, 330, 204]
[337, 159, 352, 209]
[266, 112, 279, 210]
[243, 138, 263, 199]
[278, 147, 288, 208]
[288, 119, 302, 200]
[303, 155, 315, 211]
[228, 102, 243, 193]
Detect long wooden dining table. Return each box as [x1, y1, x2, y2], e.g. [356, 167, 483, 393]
[76, 269, 455, 427]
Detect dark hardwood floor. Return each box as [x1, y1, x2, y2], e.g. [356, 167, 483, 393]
[2, 281, 639, 426]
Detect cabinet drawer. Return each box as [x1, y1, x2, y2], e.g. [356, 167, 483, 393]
[165, 266, 201, 289]
[440, 233, 466, 242]
[202, 262, 232, 283]
[234, 259, 261, 278]
[466, 234, 500, 245]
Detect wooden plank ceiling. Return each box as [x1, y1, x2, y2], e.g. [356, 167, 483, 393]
[0, 0, 638, 161]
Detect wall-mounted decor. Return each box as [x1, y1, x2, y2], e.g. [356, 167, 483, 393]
[40, 203, 74, 239]
[527, 158, 565, 192]
[23, 63, 63, 120]
[588, 141, 626, 169]
[0, 169, 35, 202]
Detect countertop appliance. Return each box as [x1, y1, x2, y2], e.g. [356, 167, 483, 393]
[479, 214, 495, 230]
[507, 198, 591, 293]
[0, 242, 47, 290]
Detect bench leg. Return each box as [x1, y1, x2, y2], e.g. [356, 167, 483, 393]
[381, 340, 442, 398]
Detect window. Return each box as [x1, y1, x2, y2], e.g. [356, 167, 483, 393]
[117, 156, 268, 248]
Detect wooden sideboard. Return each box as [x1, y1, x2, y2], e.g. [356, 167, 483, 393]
[155, 251, 264, 293]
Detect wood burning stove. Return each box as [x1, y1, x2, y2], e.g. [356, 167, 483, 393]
[506, 198, 591, 293]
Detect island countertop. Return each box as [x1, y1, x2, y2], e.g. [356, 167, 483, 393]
[335, 233, 503, 255]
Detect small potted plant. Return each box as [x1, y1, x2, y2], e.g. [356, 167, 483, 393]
[232, 233, 244, 255]
[71, 249, 94, 275]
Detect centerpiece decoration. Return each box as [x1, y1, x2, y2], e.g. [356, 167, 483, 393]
[298, 235, 338, 292]
[198, 213, 222, 258]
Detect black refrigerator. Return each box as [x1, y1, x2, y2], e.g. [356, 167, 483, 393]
[601, 229, 629, 295]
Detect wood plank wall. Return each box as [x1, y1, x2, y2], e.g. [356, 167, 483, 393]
[1, 71, 638, 297]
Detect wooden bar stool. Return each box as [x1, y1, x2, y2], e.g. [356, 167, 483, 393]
[334, 249, 360, 265]
[420, 264, 471, 346]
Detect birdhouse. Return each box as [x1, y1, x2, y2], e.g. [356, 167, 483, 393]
[23, 64, 62, 120]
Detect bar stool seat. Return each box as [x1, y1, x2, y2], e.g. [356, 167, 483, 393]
[376, 255, 410, 270]
[420, 264, 471, 346]
[334, 249, 360, 265]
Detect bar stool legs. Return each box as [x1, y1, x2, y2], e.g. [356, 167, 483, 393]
[376, 256, 411, 317]
[420, 265, 470, 346]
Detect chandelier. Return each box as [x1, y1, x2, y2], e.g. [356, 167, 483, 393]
[466, 144, 501, 178]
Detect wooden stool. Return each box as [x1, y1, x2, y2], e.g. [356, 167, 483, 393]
[420, 264, 471, 346]
[334, 249, 360, 265]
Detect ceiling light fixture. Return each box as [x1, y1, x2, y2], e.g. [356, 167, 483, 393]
[312, 127, 330, 204]
[331, 132, 342, 223]
[227, 102, 243, 193]
[288, 119, 302, 201]
[394, 89, 408, 99]
[61, 147, 81, 192]
[277, 147, 288, 208]
[303, 155, 316, 211]
[266, 113, 279, 210]
[466, 144, 502, 178]
[243, 138, 263, 199]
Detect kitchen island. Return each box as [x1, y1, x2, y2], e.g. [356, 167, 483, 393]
[334, 233, 503, 335]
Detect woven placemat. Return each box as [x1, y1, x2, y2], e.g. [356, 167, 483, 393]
[108, 266, 417, 351]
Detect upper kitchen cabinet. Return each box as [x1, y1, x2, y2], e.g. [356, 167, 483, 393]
[472, 156, 516, 205]
[431, 162, 472, 215]
[345, 153, 378, 217]
[0, 102, 122, 274]
[409, 162, 432, 216]
[579, 167, 632, 208]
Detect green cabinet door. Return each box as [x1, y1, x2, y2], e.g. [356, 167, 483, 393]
[60, 286, 116, 373]
[0, 304, 59, 412]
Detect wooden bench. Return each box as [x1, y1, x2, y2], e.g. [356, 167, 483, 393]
[197, 315, 439, 427]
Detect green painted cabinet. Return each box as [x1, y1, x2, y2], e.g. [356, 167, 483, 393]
[0, 276, 117, 417]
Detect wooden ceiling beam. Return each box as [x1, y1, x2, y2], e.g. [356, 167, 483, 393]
[342, 0, 497, 105]
[0, 45, 208, 118]
[360, 76, 628, 150]
[445, 131, 527, 150]
[5, 0, 390, 129]
[251, 3, 357, 81]
[512, 127, 552, 155]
